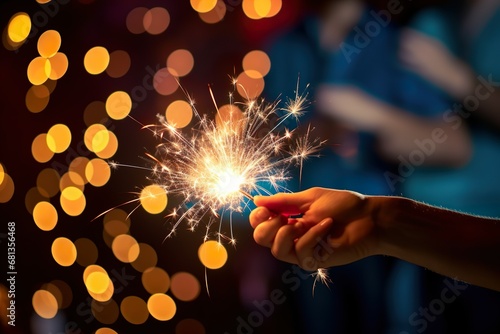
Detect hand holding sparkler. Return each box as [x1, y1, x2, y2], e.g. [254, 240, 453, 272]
[250, 187, 500, 292]
[249, 187, 380, 272]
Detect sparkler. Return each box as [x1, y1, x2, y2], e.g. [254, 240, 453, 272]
[118, 80, 330, 288]
[143, 82, 323, 242]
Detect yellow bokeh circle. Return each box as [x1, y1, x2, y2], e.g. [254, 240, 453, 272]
[84, 46, 110, 75]
[191, 0, 217, 13]
[147, 293, 176, 321]
[140, 184, 167, 214]
[106, 91, 132, 120]
[46, 123, 71, 153]
[60, 186, 86, 216]
[8, 12, 31, 43]
[198, 240, 228, 269]
[33, 201, 58, 231]
[38, 30, 61, 58]
[51, 237, 77, 267]
[32, 290, 58, 319]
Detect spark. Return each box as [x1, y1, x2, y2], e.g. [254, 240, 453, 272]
[147, 84, 323, 244]
[312, 268, 332, 295]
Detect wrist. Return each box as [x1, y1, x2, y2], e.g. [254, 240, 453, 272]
[369, 195, 412, 257]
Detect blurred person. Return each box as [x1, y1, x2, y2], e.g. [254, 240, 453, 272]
[263, 0, 471, 333]
[397, 1, 500, 332]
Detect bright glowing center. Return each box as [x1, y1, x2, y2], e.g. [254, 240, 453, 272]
[214, 168, 244, 198]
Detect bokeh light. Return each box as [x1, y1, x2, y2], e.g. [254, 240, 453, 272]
[215, 104, 245, 134]
[48, 52, 69, 80]
[131, 243, 158, 272]
[86, 271, 111, 294]
[106, 50, 131, 78]
[140, 184, 168, 214]
[0, 173, 15, 203]
[142, 266, 170, 294]
[27, 56, 51, 85]
[95, 328, 118, 334]
[85, 158, 111, 187]
[83, 265, 114, 302]
[103, 208, 131, 240]
[106, 91, 132, 120]
[242, 50, 271, 78]
[198, 0, 226, 24]
[25, 187, 49, 215]
[51, 237, 77, 267]
[198, 240, 228, 269]
[147, 293, 177, 321]
[32, 290, 58, 319]
[33, 201, 58, 231]
[60, 186, 86, 216]
[84, 46, 110, 75]
[170, 272, 200, 302]
[84, 124, 109, 153]
[95, 130, 118, 159]
[25, 84, 50, 113]
[165, 100, 193, 128]
[59, 171, 85, 193]
[111, 234, 140, 263]
[242, 0, 261, 20]
[236, 71, 265, 99]
[69, 157, 90, 184]
[36, 168, 60, 198]
[167, 49, 194, 77]
[126, 7, 148, 34]
[120, 296, 149, 325]
[37, 30, 61, 58]
[44, 280, 73, 309]
[191, 0, 217, 13]
[143, 7, 170, 35]
[0, 163, 4, 184]
[242, 0, 282, 19]
[46, 123, 72, 154]
[176, 318, 206, 334]
[153, 67, 179, 95]
[7, 12, 31, 43]
[32, 133, 55, 163]
[92, 299, 119, 325]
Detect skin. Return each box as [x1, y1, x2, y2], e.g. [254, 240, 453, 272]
[249, 187, 500, 291]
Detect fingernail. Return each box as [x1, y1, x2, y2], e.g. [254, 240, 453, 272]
[255, 207, 269, 221]
[320, 218, 332, 226]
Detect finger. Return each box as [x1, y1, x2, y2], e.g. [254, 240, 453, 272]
[270, 221, 309, 264]
[295, 218, 334, 271]
[254, 190, 313, 216]
[252, 214, 288, 248]
[249, 207, 274, 229]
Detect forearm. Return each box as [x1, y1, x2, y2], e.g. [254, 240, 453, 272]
[374, 196, 500, 291]
[376, 110, 472, 166]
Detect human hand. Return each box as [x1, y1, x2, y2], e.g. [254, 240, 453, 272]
[315, 85, 393, 132]
[399, 28, 474, 98]
[249, 187, 381, 271]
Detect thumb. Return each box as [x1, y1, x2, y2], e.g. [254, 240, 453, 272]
[254, 192, 310, 216]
